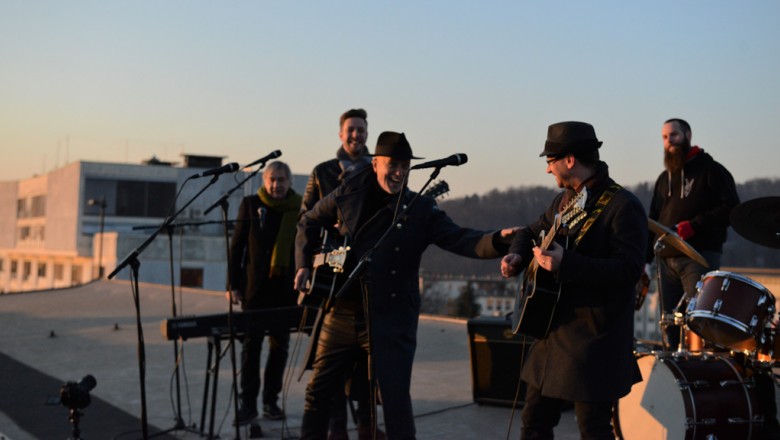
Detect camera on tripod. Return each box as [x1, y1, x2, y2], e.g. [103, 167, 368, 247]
[60, 375, 97, 409]
[60, 375, 96, 440]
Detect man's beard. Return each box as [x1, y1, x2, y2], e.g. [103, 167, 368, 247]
[664, 139, 691, 173]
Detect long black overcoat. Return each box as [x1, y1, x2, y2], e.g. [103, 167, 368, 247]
[296, 167, 503, 431]
[510, 172, 647, 402]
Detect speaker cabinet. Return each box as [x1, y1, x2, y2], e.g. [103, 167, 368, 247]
[467, 316, 534, 406]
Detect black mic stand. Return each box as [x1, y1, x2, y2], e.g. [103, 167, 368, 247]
[107, 174, 222, 440]
[652, 237, 671, 351]
[131, 220, 229, 438]
[330, 166, 442, 439]
[203, 161, 268, 440]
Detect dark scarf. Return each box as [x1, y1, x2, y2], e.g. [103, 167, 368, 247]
[256, 187, 302, 275]
[336, 146, 372, 180]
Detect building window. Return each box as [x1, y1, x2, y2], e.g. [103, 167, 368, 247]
[84, 178, 177, 218]
[19, 226, 30, 241]
[23, 262, 32, 280]
[54, 264, 64, 281]
[71, 265, 83, 284]
[180, 268, 204, 288]
[30, 195, 46, 217]
[38, 263, 46, 278]
[0, 258, 4, 272]
[10, 261, 18, 278]
[17, 199, 27, 218]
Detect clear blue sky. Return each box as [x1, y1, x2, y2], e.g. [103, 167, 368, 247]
[1, 1, 778, 197]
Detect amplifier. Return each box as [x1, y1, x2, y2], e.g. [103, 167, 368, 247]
[467, 316, 534, 407]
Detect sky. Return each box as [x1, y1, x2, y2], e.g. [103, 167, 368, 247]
[1, 1, 778, 198]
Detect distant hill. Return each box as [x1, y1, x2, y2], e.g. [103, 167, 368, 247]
[420, 177, 780, 277]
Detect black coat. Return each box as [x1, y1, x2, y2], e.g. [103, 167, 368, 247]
[510, 168, 647, 402]
[230, 195, 297, 311]
[296, 167, 505, 428]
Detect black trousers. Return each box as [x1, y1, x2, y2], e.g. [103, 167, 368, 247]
[521, 383, 615, 440]
[302, 307, 389, 439]
[239, 324, 290, 410]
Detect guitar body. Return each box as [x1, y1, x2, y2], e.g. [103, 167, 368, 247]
[513, 269, 561, 338]
[511, 191, 587, 338]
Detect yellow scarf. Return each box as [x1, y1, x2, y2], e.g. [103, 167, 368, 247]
[257, 187, 302, 276]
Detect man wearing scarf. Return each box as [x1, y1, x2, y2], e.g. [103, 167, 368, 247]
[501, 121, 647, 439]
[302, 108, 372, 213]
[646, 118, 739, 350]
[229, 161, 302, 427]
[301, 108, 380, 440]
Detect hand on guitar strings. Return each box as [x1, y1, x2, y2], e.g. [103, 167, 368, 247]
[534, 241, 563, 272]
[227, 289, 243, 305]
[294, 268, 311, 292]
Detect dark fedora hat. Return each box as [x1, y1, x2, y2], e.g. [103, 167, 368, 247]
[370, 131, 423, 160]
[539, 121, 603, 157]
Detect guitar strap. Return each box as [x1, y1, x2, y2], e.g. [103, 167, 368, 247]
[573, 183, 622, 247]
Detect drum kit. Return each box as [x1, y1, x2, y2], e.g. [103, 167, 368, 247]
[616, 197, 780, 440]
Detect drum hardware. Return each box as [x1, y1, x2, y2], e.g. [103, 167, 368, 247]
[648, 218, 709, 268]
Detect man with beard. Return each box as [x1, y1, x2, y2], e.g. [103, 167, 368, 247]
[501, 121, 646, 439]
[301, 108, 381, 440]
[646, 118, 739, 350]
[296, 131, 516, 439]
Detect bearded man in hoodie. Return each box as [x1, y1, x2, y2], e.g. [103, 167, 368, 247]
[646, 118, 739, 350]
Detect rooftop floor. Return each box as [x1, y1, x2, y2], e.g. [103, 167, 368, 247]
[1, 280, 777, 439]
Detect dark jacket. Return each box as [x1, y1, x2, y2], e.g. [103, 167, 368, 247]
[647, 149, 739, 260]
[302, 158, 343, 213]
[510, 164, 647, 402]
[296, 167, 506, 429]
[230, 195, 297, 311]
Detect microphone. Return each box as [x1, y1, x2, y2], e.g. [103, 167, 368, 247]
[189, 162, 239, 179]
[245, 150, 282, 168]
[410, 154, 468, 170]
[258, 207, 266, 229]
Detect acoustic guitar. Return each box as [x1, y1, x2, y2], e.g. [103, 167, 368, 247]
[512, 191, 587, 338]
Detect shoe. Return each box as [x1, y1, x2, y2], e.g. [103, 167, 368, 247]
[233, 406, 258, 426]
[263, 402, 286, 420]
[357, 425, 386, 440]
[327, 429, 350, 440]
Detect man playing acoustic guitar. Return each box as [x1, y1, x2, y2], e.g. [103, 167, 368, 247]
[501, 121, 647, 439]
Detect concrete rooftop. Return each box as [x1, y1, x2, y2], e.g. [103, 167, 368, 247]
[2, 281, 778, 439]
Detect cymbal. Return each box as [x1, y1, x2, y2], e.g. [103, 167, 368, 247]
[648, 218, 709, 267]
[730, 197, 780, 249]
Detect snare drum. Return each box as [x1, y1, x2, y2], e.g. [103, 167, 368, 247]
[615, 353, 760, 439]
[686, 271, 776, 352]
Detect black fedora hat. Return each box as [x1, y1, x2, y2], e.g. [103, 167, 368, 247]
[370, 132, 423, 160]
[539, 121, 603, 157]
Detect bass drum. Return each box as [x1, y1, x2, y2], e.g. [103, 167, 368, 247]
[615, 353, 760, 439]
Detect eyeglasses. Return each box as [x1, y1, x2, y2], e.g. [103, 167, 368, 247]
[545, 155, 566, 165]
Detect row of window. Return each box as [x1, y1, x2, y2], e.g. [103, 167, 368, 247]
[16, 195, 46, 218]
[18, 225, 45, 241]
[0, 259, 68, 281]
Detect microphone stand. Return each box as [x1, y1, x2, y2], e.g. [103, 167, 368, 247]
[204, 160, 268, 440]
[652, 237, 670, 351]
[131, 220, 235, 438]
[330, 166, 442, 439]
[107, 175, 222, 440]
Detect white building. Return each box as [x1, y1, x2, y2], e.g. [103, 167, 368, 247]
[0, 156, 307, 293]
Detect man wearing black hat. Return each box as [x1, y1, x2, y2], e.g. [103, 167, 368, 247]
[501, 121, 647, 439]
[295, 131, 516, 440]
